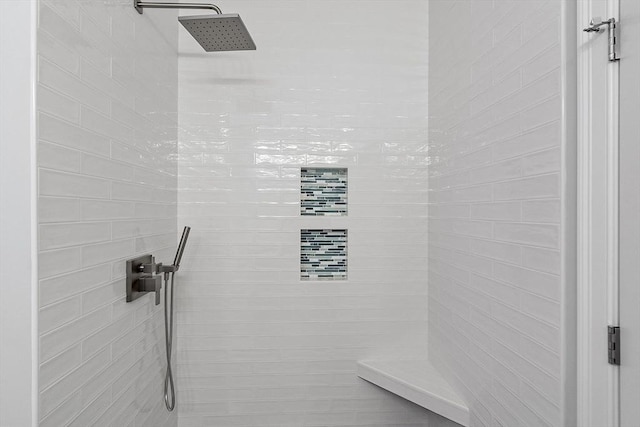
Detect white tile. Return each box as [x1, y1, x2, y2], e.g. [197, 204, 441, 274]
[491, 301, 559, 352]
[39, 221, 111, 250]
[40, 306, 111, 362]
[519, 334, 561, 378]
[470, 158, 522, 184]
[37, 0, 178, 424]
[38, 84, 80, 123]
[470, 202, 522, 221]
[80, 199, 135, 221]
[520, 381, 560, 426]
[522, 247, 561, 275]
[111, 218, 174, 240]
[111, 182, 162, 202]
[522, 96, 562, 131]
[39, 169, 110, 199]
[38, 58, 110, 117]
[469, 239, 522, 264]
[39, 344, 82, 391]
[40, 264, 112, 306]
[492, 121, 560, 162]
[66, 388, 111, 427]
[429, 1, 565, 425]
[521, 292, 560, 325]
[38, 30, 80, 75]
[81, 239, 134, 267]
[492, 341, 560, 402]
[38, 247, 83, 278]
[493, 262, 560, 301]
[39, 196, 80, 223]
[40, 347, 110, 417]
[522, 199, 561, 224]
[38, 141, 82, 174]
[39, 391, 82, 427]
[493, 222, 559, 248]
[175, 0, 431, 424]
[81, 280, 123, 313]
[81, 60, 135, 109]
[469, 273, 521, 309]
[40, 297, 82, 334]
[81, 313, 135, 360]
[523, 44, 561, 86]
[80, 107, 132, 145]
[81, 154, 135, 182]
[493, 174, 559, 201]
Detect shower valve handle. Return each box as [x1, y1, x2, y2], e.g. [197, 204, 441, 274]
[139, 275, 162, 305]
[139, 257, 162, 274]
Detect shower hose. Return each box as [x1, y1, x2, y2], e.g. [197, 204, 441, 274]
[164, 271, 176, 411]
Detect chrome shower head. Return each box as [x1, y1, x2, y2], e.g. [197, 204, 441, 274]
[134, 1, 256, 52]
[179, 14, 256, 52]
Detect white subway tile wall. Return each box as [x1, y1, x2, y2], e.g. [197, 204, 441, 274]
[176, 0, 438, 425]
[37, 0, 178, 426]
[428, 1, 564, 426]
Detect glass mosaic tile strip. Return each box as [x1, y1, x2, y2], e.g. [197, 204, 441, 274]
[300, 229, 347, 281]
[301, 168, 347, 216]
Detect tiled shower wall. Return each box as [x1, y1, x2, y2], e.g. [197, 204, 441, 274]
[177, 0, 435, 425]
[428, 1, 570, 426]
[36, 0, 178, 425]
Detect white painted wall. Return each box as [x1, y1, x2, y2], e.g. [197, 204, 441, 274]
[428, 1, 575, 426]
[176, 1, 435, 425]
[35, 0, 179, 425]
[0, 1, 38, 426]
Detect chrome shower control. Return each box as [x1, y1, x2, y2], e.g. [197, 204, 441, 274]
[139, 276, 162, 305]
[138, 257, 162, 274]
[126, 254, 163, 305]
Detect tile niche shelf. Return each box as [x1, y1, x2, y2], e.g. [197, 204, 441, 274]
[300, 229, 347, 281]
[357, 359, 469, 427]
[300, 167, 347, 216]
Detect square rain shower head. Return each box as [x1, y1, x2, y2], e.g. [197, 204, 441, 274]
[179, 14, 256, 52]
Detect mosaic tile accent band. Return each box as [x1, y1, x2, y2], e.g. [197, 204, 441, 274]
[300, 229, 347, 280]
[301, 168, 347, 216]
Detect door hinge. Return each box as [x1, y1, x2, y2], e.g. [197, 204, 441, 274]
[583, 17, 620, 62]
[608, 326, 620, 365]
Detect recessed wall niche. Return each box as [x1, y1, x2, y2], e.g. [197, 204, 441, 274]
[300, 229, 347, 281]
[300, 168, 347, 216]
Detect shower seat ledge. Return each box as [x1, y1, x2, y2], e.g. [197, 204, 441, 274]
[357, 359, 469, 427]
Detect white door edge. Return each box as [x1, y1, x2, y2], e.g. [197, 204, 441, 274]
[576, 0, 621, 425]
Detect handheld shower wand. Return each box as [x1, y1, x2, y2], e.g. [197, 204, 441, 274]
[124, 226, 191, 411]
[161, 226, 191, 411]
[173, 226, 191, 272]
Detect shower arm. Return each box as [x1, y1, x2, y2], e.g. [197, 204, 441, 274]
[134, 1, 222, 15]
